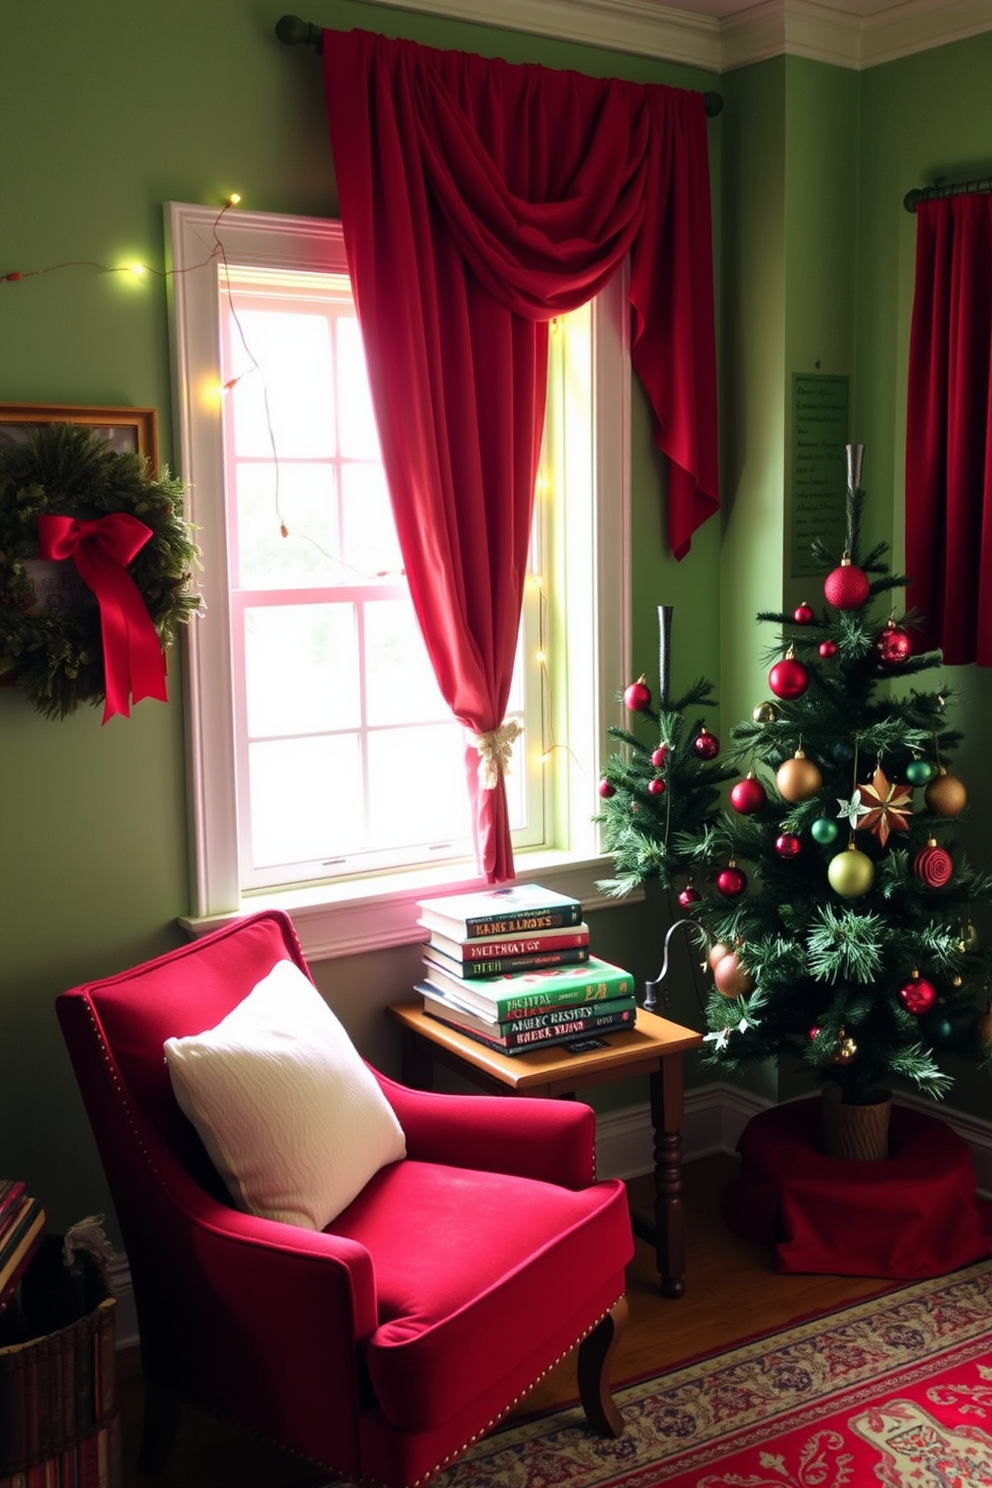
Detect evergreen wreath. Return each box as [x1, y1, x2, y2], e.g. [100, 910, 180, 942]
[0, 422, 201, 720]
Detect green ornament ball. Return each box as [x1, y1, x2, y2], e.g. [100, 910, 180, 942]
[811, 817, 840, 846]
[906, 758, 936, 786]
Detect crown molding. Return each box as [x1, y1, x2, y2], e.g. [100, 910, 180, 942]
[357, 0, 992, 72]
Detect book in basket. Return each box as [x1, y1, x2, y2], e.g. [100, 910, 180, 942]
[419, 987, 636, 1053]
[420, 954, 635, 1021]
[423, 941, 590, 980]
[417, 884, 582, 939]
[422, 921, 591, 965]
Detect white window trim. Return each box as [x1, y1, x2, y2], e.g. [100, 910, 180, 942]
[167, 201, 635, 960]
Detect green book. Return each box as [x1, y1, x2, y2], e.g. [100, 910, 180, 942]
[418, 954, 635, 1020]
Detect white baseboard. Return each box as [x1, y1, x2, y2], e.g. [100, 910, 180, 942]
[111, 1081, 992, 1353]
[595, 1081, 992, 1198]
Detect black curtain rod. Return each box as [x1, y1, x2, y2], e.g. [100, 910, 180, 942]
[904, 175, 992, 213]
[275, 14, 724, 116]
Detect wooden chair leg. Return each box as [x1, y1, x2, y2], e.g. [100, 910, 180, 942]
[137, 1376, 182, 1475]
[577, 1295, 628, 1438]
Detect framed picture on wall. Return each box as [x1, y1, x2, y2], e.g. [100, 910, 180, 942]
[0, 403, 158, 471]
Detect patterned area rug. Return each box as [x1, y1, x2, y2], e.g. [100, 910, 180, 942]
[433, 1258, 992, 1487]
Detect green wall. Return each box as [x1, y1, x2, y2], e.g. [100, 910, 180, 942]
[0, 0, 721, 1238]
[3, 0, 990, 1240]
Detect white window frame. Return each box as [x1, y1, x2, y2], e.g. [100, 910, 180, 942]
[167, 201, 632, 960]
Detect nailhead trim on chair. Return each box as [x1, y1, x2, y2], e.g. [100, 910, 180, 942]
[399, 1291, 628, 1488]
[83, 1002, 618, 1488]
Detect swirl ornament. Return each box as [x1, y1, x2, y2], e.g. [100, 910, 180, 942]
[912, 838, 953, 888]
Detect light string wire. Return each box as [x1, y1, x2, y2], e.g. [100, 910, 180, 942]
[8, 199, 551, 773]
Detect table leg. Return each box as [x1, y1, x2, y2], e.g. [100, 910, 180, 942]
[632, 1054, 688, 1298]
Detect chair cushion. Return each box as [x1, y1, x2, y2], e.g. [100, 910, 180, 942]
[164, 958, 406, 1229]
[329, 1159, 633, 1432]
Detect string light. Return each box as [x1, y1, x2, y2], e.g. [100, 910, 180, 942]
[1, 194, 243, 286]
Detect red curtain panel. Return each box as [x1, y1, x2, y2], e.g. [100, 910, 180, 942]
[322, 28, 719, 879]
[906, 193, 992, 665]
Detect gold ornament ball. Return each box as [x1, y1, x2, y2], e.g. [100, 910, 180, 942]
[924, 769, 968, 816]
[776, 750, 823, 803]
[753, 701, 779, 724]
[707, 941, 732, 972]
[830, 1032, 858, 1065]
[713, 952, 754, 999]
[827, 845, 875, 897]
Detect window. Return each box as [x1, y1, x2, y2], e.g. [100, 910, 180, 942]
[167, 203, 630, 958]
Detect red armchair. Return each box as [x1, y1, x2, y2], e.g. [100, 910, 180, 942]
[56, 910, 634, 1486]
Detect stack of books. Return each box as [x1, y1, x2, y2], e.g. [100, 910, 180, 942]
[416, 884, 637, 1054]
[0, 1181, 46, 1317]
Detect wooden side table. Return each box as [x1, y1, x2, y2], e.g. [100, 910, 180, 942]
[387, 1001, 703, 1298]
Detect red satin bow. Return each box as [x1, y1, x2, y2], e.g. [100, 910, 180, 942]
[37, 512, 168, 723]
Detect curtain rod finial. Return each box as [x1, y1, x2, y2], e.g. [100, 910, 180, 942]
[275, 14, 322, 50]
[904, 188, 923, 214]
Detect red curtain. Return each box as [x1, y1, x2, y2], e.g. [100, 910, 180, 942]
[905, 193, 992, 665]
[322, 28, 719, 880]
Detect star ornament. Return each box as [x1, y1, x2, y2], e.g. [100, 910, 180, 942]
[837, 791, 871, 829]
[855, 765, 913, 846]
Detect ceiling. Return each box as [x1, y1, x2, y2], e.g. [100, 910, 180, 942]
[367, 0, 992, 71]
[669, 0, 917, 15]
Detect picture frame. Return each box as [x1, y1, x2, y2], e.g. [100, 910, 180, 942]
[0, 403, 158, 472]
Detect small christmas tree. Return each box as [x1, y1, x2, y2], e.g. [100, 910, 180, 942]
[598, 447, 992, 1107]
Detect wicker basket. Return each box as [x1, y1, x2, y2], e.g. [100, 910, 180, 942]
[0, 1237, 120, 1484]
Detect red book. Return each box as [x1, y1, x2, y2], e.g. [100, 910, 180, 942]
[421, 921, 591, 964]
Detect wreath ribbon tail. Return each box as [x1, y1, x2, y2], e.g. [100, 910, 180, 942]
[37, 513, 168, 723]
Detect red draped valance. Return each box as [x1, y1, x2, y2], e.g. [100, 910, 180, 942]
[322, 28, 719, 878]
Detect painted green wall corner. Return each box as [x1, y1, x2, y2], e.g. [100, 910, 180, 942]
[0, 0, 723, 1236]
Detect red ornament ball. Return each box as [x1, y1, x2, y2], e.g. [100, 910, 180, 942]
[793, 602, 815, 625]
[716, 864, 748, 898]
[647, 777, 667, 796]
[651, 744, 669, 769]
[768, 656, 810, 700]
[824, 558, 870, 610]
[876, 624, 912, 667]
[730, 775, 766, 814]
[912, 840, 953, 887]
[678, 885, 701, 908]
[693, 728, 720, 760]
[775, 832, 802, 859]
[598, 779, 615, 798]
[818, 639, 838, 659]
[623, 676, 652, 712]
[898, 976, 938, 1016]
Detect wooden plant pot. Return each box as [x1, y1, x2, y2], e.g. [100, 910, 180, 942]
[821, 1084, 892, 1160]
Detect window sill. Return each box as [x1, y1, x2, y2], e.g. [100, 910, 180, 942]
[178, 852, 643, 962]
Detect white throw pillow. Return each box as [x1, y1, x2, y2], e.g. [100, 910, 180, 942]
[164, 959, 406, 1230]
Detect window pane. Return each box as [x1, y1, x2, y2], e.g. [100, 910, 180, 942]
[235, 462, 338, 589]
[367, 724, 471, 845]
[364, 599, 450, 725]
[230, 309, 335, 459]
[340, 463, 403, 580]
[337, 317, 381, 460]
[244, 604, 358, 736]
[249, 734, 364, 867]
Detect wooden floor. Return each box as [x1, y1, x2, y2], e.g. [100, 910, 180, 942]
[116, 1155, 893, 1487]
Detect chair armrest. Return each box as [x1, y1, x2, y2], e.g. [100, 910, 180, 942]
[373, 1070, 597, 1188]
